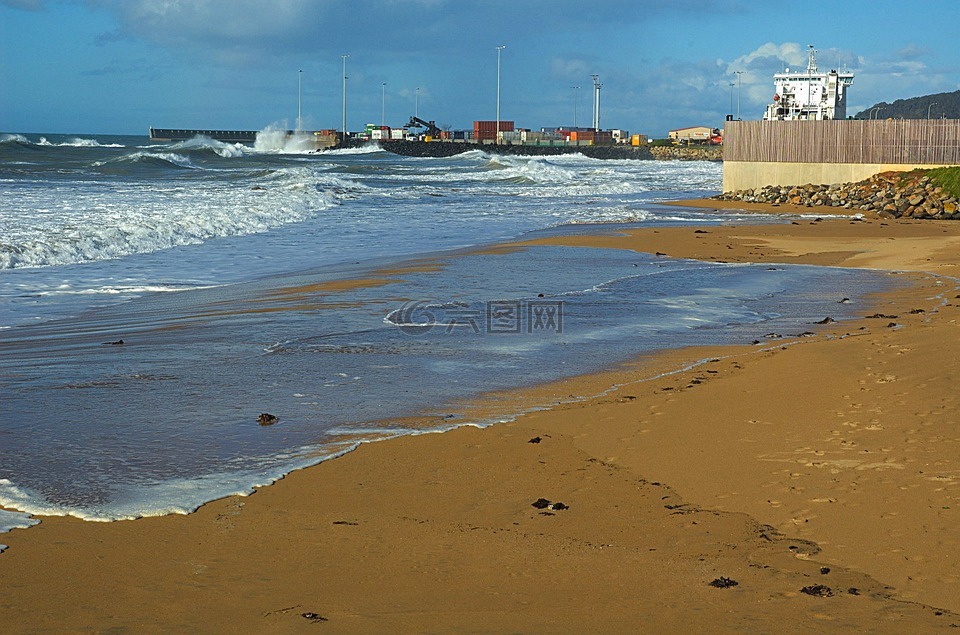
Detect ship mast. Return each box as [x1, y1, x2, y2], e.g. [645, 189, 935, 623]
[806, 45, 818, 73]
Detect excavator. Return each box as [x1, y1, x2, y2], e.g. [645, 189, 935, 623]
[404, 116, 442, 139]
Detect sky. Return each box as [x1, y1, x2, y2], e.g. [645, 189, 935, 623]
[2, 0, 959, 137]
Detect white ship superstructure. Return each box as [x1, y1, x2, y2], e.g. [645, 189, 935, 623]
[763, 45, 854, 121]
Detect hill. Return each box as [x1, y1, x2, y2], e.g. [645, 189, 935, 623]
[853, 90, 960, 119]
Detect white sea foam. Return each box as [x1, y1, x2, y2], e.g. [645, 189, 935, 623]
[0, 133, 30, 144]
[37, 283, 218, 297]
[0, 507, 39, 533]
[0, 166, 341, 269]
[253, 125, 319, 154]
[41, 137, 125, 148]
[169, 136, 248, 158]
[0, 443, 359, 522]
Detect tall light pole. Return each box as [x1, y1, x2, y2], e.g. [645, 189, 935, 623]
[496, 45, 506, 144]
[928, 102, 938, 119]
[297, 69, 303, 132]
[729, 82, 735, 119]
[571, 85, 579, 128]
[381, 82, 386, 127]
[591, 74, 602, 131]
[415, 87, 420, 118]
[341, 54, 349, 141]
[734, 71, 744, 120]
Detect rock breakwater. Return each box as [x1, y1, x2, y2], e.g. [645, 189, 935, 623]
[651, 146, 722, 162]
[715, 171, 960, 220]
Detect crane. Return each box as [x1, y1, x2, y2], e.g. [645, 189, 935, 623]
[404, 116, 441, 138]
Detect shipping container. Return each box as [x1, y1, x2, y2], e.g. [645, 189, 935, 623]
[473, 120, 515, 133]
[571, 130, 596, 142]
[391, 129, 405, 140]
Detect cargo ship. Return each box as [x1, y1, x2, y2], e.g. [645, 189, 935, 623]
[762, 45, 854, 121]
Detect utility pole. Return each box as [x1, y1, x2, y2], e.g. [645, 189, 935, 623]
[382, 82, 386, 127]
[341, 54, 349, 141]
[735, 71, 744, 120]
[496, 45, 506, 144]
[571, 86, 579, 128]
[591, 74, 602, 131]
[297, 69, 302, 132]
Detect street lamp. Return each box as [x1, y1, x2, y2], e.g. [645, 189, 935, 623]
[415, 87, 420, 118]
[382, 82, 386, 128]
[341, 54, 349, 141]
[870, 107, 884, 120]
[591, 74, 602, 131]
[572, 85, 579, 128]
[496, 45, 506, 144]
[928, 102, 938, 119]
[729, 81, 735, 119]
[297, 69, 303, 132]
[734, 71, 744, 120]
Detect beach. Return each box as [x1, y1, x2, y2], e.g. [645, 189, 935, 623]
[3, 200, 960, 633]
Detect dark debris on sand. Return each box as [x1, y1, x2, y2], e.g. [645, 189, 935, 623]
[800, 584, 834, 597]
[708, 577, 739, 589]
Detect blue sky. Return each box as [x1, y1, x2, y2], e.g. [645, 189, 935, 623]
[2, 0, 958, 137]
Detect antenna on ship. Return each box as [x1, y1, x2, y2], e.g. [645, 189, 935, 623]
[807, 44, 817, 74]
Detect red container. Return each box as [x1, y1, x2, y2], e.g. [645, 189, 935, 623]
[474, 120, 514, 133]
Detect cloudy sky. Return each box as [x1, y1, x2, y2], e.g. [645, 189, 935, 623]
[2, 0, 958, 137]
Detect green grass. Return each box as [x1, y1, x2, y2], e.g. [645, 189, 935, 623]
[928, 166, 960, 199]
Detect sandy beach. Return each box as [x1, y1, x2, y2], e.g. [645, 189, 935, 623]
[3, 200, 960, 633]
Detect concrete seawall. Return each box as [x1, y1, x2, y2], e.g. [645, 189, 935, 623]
[722, 119, 960, 192]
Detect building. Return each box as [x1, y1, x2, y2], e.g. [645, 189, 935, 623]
[668, 126, 720, 145]
[762, 45, 854, 121]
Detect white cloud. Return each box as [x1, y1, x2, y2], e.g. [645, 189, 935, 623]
[94, 0, 323, 41]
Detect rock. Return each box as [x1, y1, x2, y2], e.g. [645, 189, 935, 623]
[713, 170, 959, 221]
[257, 413, 279, 426]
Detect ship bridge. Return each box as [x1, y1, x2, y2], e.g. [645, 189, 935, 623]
[763, 45, 854, 121]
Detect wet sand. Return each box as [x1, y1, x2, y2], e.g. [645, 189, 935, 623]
[3, 200, 960, 632]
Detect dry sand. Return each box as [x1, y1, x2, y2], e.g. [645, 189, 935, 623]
[3, 201, 960, 633]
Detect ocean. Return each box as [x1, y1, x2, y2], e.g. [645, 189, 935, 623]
[0, 132, 892, 532]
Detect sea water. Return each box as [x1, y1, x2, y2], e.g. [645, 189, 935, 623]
[0, 133, 892, 524]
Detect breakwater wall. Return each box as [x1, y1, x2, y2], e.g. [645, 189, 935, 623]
[723, 119, 960, 192]
[650, 146, 721, 161]
[716, 171, 960, 220]
[374, 140, 654, 160]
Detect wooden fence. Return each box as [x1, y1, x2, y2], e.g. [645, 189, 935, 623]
[724, 119, 960, 165]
